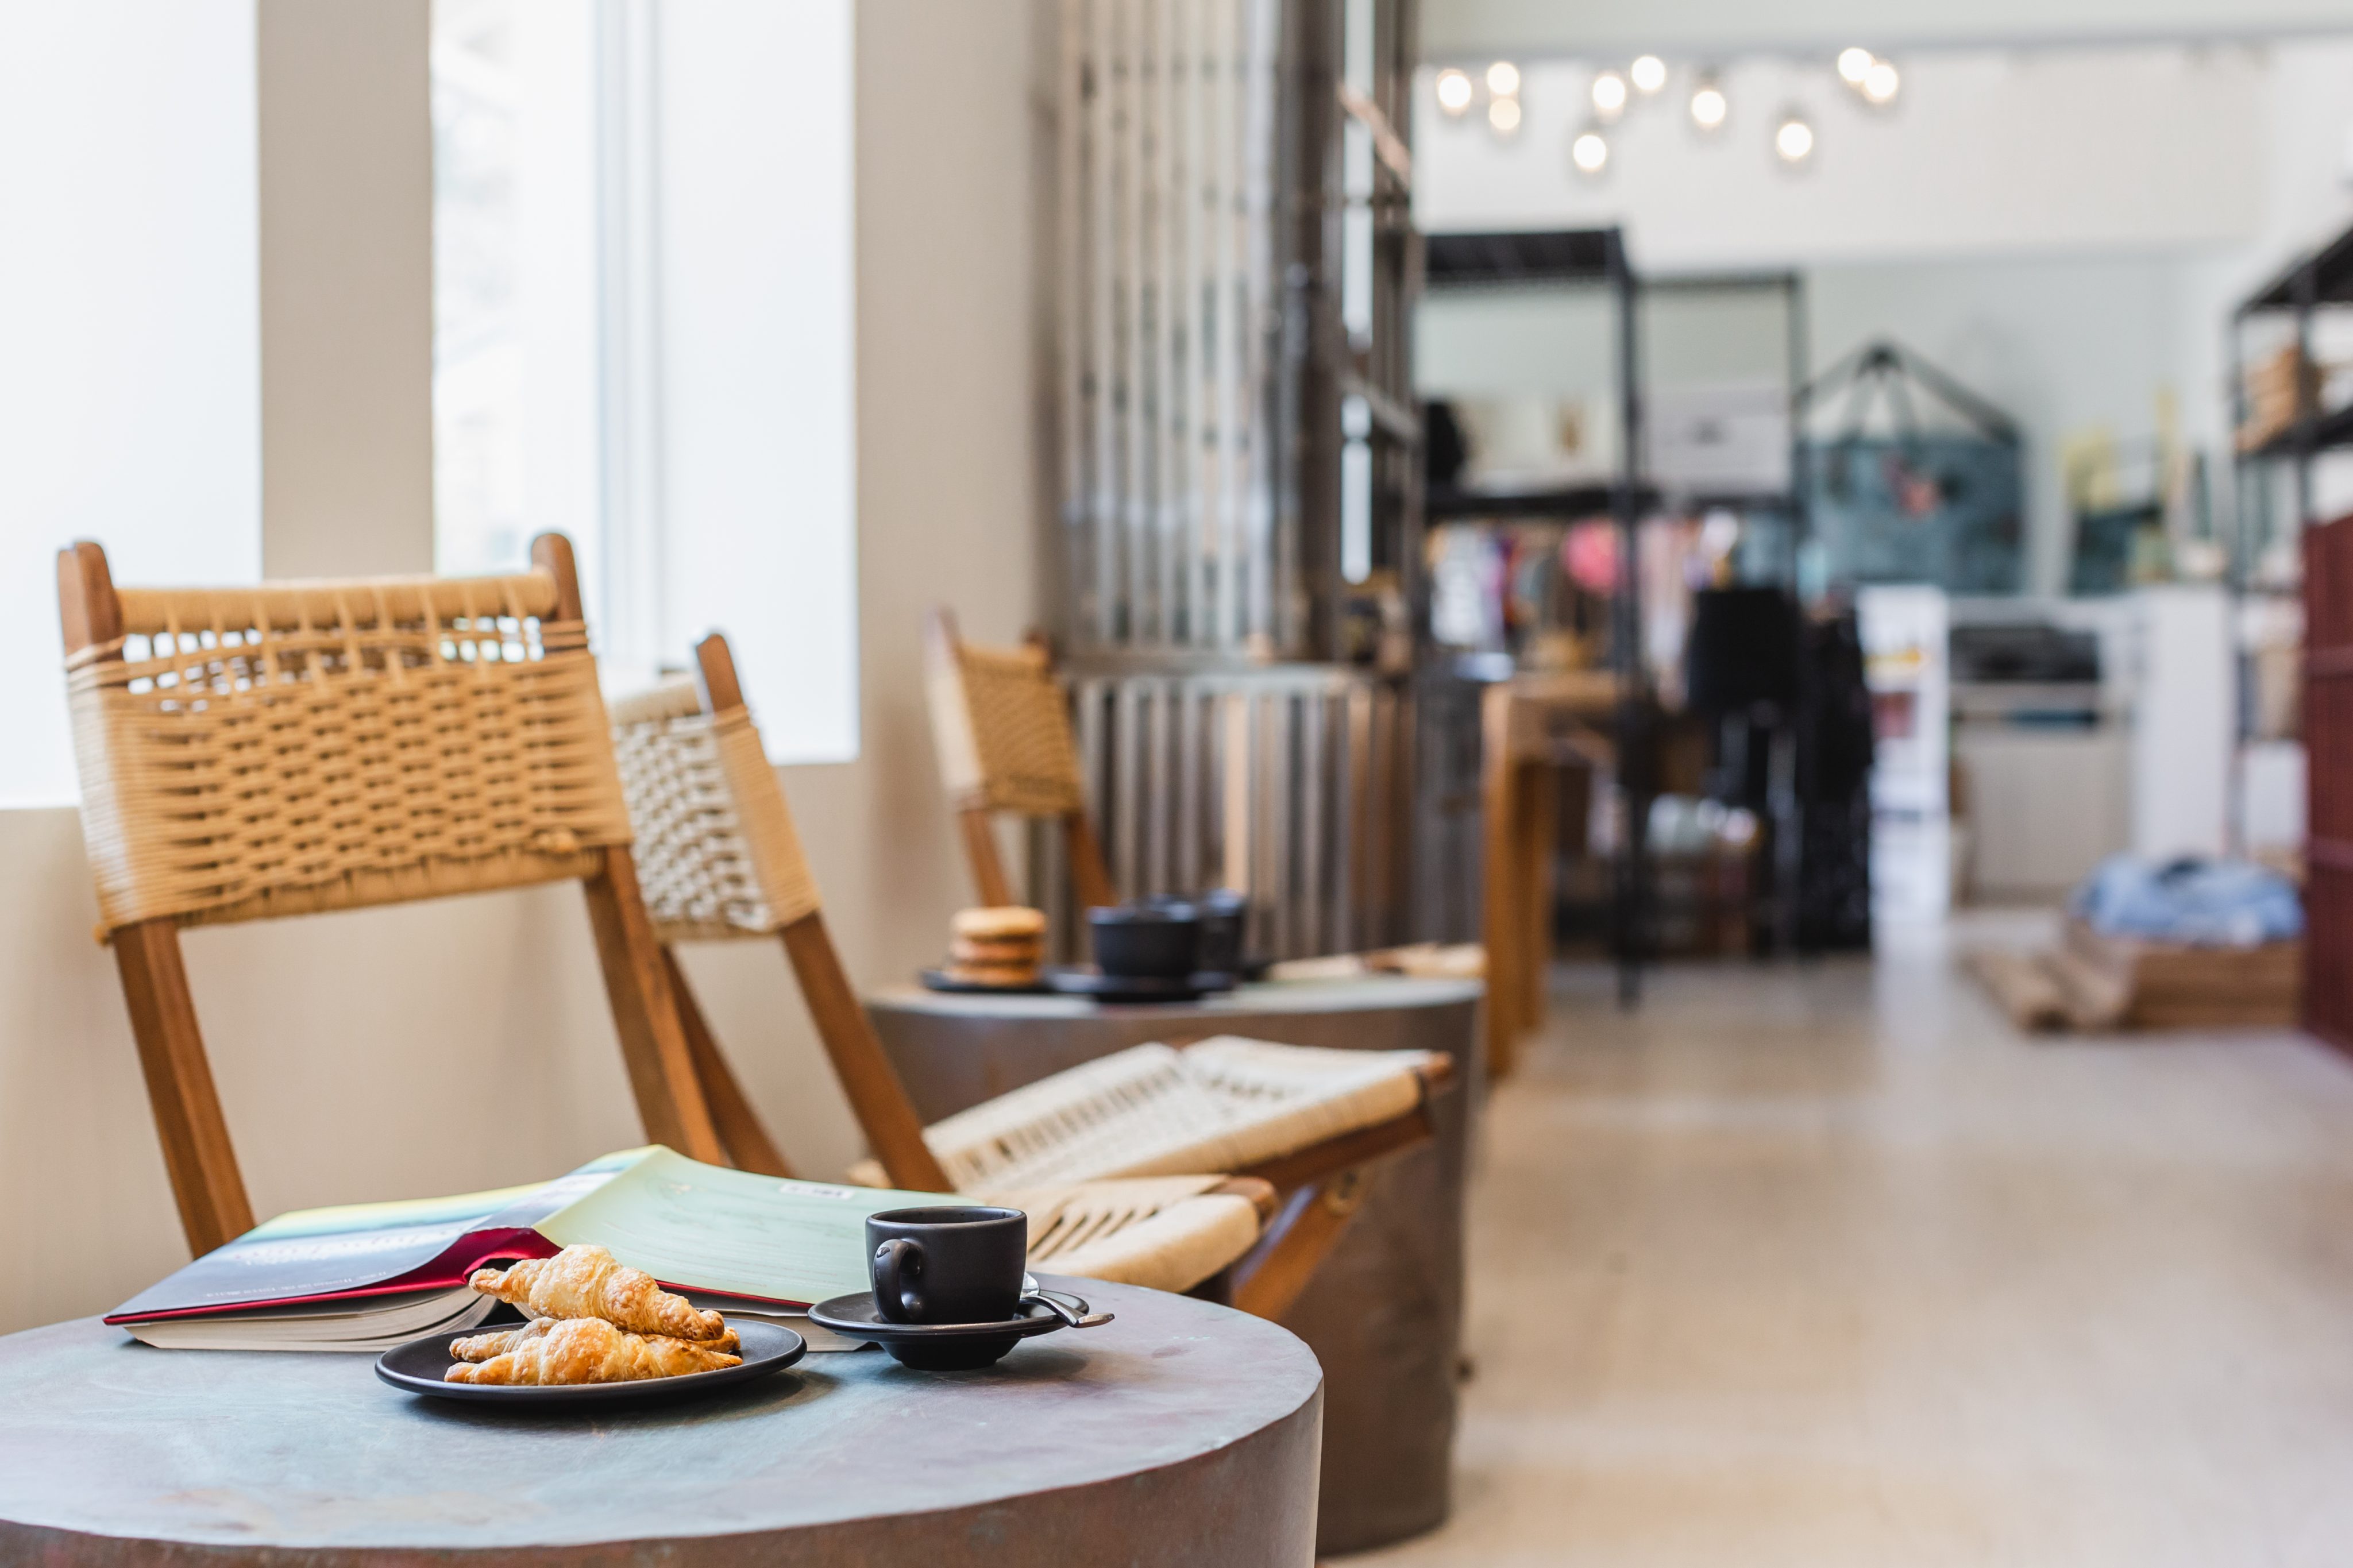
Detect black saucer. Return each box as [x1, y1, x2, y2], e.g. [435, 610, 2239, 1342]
[807, 1291, 1109, 1370]
[919, 967, 1054, 995]
[375, 1321, 805, 1407]
[1042, 967, 1214, 1004]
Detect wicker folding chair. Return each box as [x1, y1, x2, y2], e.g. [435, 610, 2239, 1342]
[58, 535, 726, 1257]
[923, 607, 1117, 911]
[616, 635, 1453, 1314]
[610, 635, 1274, 1296]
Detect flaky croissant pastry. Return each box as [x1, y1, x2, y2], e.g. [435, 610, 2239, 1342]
[450, 1316, 739, 1362]
[443, 1316, 742, 1385]
[469, 1245, 725, 1342]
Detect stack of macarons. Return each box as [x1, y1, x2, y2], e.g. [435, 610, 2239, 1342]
[946, 906, 1048, 987]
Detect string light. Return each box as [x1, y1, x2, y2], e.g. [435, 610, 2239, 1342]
[1837, 47, 1874, 84]
[1488, 95, 1522, 136]
[1591, 68, 1628, 120]
[1861, 58, 1901, 106]
[1486, 60, 1521, 97]
[1773, 107, 1815, 164]
[1435, 67, 1474, 117]
[1571, 125, 1610, 176]
[1689, 72, 1727, 132]
[1630, 55, 1668, 95]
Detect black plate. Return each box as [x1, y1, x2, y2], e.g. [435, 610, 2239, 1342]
[919, 967, 1054, 995]
[807, 1291, 1106, 1371]
[375, 1320, 805, 1407]
[1042, 967, 1210, 1004]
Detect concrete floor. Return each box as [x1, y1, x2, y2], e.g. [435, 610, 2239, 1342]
[1356, 918, 2353, 1567]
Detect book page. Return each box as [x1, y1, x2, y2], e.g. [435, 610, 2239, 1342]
[538, 1147, 948, 1306]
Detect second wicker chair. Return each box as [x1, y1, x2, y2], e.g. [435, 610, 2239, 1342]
[615, 633, 1454, 1315]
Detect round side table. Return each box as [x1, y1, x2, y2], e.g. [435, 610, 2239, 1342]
[867, 975, 1482, 1555]
[0, 1278, 1320, 1566]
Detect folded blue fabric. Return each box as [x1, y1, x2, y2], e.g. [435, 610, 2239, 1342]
[2069, 855, 2304, 947]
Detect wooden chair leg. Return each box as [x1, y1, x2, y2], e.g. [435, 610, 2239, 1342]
[1231, 1168, 1372, 1321]
[581, 848, 727, 1165]
[1063, 811, 1118, 912]
[1480, 710, 1521, 1079]
[1512, 762, 1558, 1070]
[111, 920, 255, 1256]
[778, 912, 954, 1192]
[959, 808, 1018, 908]
[659, 945, 793, 1178]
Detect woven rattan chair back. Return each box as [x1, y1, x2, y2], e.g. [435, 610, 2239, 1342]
[923, 608, 1116, 911]
[608, 633, 948, 1187]
[59, 535, 723, 1256]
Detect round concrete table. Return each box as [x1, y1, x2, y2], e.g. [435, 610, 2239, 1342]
[867, 975, 1482, 1555]
[0, 1279, 1321, 1566]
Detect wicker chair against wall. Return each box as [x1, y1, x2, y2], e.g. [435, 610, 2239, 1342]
[617, 634, 1453, 1315]
[58, 535, 726, 1257]
[611, 634, 1272, 1295]
[923, 607, 1117, 912]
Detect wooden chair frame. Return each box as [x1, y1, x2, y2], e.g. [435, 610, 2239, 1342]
[59, 535, 725, 1257]
[659, 634, 1452, 1320]
[924, 608, 1116, 913]
[1480, 674, 1618, 1079]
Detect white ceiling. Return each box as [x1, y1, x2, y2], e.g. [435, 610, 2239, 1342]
[1422, 0, 2353, 63]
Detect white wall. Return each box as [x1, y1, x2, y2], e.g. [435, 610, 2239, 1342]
[0, 0, 1052, 1336]
[1415, 49, 2265, 265]
[1424, 0, 2353, 60]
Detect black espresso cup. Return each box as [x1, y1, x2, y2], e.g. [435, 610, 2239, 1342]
[1089, 902, 1201, 979]
[867, 1206, 1028, 1325]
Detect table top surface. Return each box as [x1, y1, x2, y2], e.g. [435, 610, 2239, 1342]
[869, 974, 1483, 1020]
[0, 1278, 1320, 1555]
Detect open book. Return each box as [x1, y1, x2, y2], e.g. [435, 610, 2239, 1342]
[109, 1146, 943, 1351]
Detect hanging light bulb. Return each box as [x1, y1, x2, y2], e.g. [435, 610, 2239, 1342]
[1773, 107, 1816, 164]
[1488, 94, 1523, 136]
[1591, 68, 1629, 121]
[1860, 58, 1901, 106]
[1689, 72, 1727, 133]
[1486, 60, 1521, 98]
[1837, 47, 1874, 85]
[1630, 55, 1668, 95]
[1570, 123, 1611, 177]
[1435, 67, 1475, 117]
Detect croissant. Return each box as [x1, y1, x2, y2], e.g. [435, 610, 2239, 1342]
[468, 1245, 725, 1342]
[451, 1316, 739, 1362]
[444, 1316, 742, 1385]
[450, 1318, 557, 1362]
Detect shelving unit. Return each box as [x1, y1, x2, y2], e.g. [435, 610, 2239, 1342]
[2232, 217, 2353, 1051]
[1419, 226, 1650, 1004]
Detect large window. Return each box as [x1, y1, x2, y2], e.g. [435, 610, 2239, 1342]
[430, 0, 858, 762]
[0, 1, 263, 806]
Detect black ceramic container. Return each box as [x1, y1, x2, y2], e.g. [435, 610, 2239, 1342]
[1089, 903, 1201, 979]
[1190, 889, 1249, 976]
[866, 1206, 1028, 1326]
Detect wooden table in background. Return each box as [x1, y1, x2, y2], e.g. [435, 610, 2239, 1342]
[0, 1278, 1320, 1567]
[866, 975, 1482, 1556]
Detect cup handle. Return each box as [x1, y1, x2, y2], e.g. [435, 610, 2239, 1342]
[873, 1239, 924, 1323]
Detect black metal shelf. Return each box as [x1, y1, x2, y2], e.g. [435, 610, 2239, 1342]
[1425, 482, 1642, 521]
[2243, 401, 2353, 460]
[2240, 222, 2353, 313]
